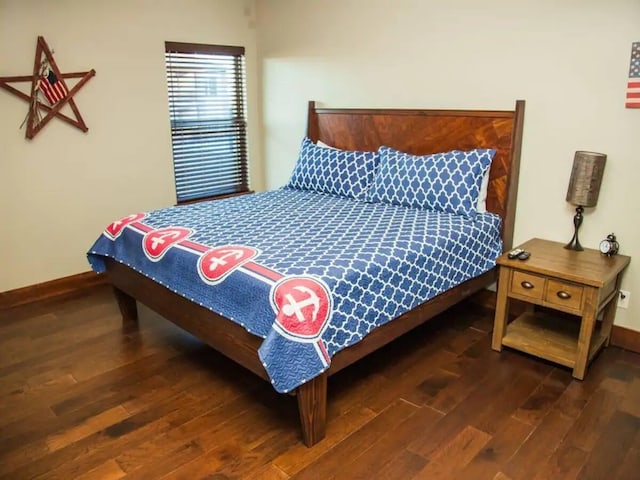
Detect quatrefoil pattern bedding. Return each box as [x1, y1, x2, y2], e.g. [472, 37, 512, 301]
[88, 189, 502, 393]
[369, 146, 495, 217]
[288, 137, 379, 201]
[288, 139, 495, 218]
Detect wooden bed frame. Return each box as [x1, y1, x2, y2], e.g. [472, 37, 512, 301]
[105, 100, 525, 446]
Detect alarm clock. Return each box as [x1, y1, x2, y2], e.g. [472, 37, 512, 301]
[599, 233, 619, 256]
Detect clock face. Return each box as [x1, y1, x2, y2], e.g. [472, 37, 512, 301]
[599, 240, 611, 254]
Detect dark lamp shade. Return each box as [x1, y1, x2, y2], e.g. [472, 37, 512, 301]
[565, 151, 607, 207]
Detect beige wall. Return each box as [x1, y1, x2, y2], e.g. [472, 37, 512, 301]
[0, 0, 263, 291]
[3, 0, 640, 332]
[257, 0, 640, 330]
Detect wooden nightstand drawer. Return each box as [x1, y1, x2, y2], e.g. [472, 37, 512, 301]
[510, 271, 544, 300]
[544, 279, 583, 311]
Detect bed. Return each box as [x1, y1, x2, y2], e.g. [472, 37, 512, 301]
[89, 100, 525, 446]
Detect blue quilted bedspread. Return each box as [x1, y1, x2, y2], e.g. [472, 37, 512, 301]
[88, 189, 502, 393]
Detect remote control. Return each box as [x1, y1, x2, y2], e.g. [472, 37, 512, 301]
[507, 248, 524, 259]
[517, 251, 531, 261]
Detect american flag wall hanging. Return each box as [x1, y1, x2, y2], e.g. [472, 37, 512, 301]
[626, 42, 640, 108]
[0, 36, 95, 139]
[39, 68, 68, 105]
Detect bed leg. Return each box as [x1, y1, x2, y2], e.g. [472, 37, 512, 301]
[296, 373, 327, 447]
[112, 287, 138, 323]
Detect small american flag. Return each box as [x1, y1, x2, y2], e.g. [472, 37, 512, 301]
[626, 42, 640, 108]
[39, 69, 67, 105]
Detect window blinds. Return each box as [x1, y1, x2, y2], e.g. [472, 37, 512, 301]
[165, 42, 249, 203]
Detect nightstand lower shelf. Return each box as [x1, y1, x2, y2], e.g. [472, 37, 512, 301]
[501, 312, 607, 369]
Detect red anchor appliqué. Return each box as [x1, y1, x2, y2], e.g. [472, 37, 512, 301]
[104, 213, 146, 239]
[143, 227, 193, 261]
[271, 276, 332, 342]
[197, 245, 257, 284]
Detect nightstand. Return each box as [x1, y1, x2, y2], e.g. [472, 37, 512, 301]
[492, 238, 631, 379]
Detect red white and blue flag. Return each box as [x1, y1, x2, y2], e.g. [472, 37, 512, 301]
[626, 42, 640, 109]
[39, 69, 67, 105]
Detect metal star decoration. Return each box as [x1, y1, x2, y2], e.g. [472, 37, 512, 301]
[0, 36, 96, 139]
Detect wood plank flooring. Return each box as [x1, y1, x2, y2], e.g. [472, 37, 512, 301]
[1, 285, 639, 479]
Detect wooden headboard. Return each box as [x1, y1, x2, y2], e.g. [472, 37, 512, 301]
[306, 101, 525, 251]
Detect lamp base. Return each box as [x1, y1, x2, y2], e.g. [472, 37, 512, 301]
[564, 205, 584, 251]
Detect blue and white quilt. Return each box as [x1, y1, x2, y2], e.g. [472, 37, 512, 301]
[88, 189, 502, 393]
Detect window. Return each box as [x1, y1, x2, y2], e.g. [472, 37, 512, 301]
[164, 42, 249, 203]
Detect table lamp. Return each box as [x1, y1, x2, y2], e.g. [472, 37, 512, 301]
[564, 151, 607, 251]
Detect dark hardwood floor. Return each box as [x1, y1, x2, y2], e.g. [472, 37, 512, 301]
[1, 285, 639, 479]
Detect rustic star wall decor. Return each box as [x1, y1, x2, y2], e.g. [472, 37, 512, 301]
[0, 36, 95, 139]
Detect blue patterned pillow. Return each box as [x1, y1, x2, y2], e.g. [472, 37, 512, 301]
[369, 146, 495, 217]
[288, 137, 379, 201]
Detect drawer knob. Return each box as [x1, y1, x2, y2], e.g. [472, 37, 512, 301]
[557, 290, 572, 300]
[521, 281, 534, 289]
